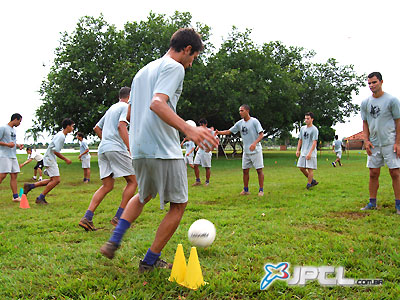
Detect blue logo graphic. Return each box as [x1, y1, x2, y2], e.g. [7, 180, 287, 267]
[260, 262, 290, 290]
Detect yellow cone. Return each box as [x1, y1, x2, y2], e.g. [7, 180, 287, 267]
[169, 244, 187, 284]
[182, 247, 205, 290]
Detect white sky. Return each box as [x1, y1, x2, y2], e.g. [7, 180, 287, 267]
[1, 0, 399, 143]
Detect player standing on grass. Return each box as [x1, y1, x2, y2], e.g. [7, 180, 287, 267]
[20, 147, 44, 181]
[79, 87, 137, 231]
[192, 119, 213, 186]
[360, 72, 400, 214]
[217, 105, 265, 196]
[180, 137, 195, 169]
[296, 112, 319, 190]
[76, 132, 91, 183]
[0, 113, 23, 202]
[331, 135, 343, 167]
[100, 28, 218, 272]
[23, 118, 74, 204]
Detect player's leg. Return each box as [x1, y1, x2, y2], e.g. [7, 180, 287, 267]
[306, 168, 313, 184]
[391, 168, 400, 214]
[79, 175, 114, 231]
[240, 168, 250, 195]
[299, 167, 309, 178]
[38, 166, 43, 180]
[0, 173, 6, 185]
[10, 173, 20, 201]
[33, 166, 38, 180]
[205, 167, 211, 185]
[110, 174, 138, 226]
[33, 176, 60, 204]
[361, 167, 380, 210]
[193, 164, 201, 185]
[256, 168, 264, 196]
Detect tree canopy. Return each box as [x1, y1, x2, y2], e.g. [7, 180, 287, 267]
[37, 11, 365, 142]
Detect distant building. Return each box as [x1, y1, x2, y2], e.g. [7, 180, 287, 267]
[344, 131, 364, 150]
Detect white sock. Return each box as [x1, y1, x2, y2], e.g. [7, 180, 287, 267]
[33, 176, 37, 179]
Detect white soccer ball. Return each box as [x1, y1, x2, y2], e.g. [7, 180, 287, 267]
[186, 120, 196, 127]
[188, 219, 216, 248]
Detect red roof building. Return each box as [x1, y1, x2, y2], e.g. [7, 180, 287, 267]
[344, 131, 364, 150]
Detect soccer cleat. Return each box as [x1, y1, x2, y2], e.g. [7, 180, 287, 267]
[332, 162, 336, 167]
[110, 216, 119, 227]
[12, 197, 21, 202]
[138, 258, 172, 273]
[258, 191, 264, 197]
[306, 183, 312, 190]
[192, 181, 201, 186]
[35, 197, 48, 205]
[311, 179, 319, 187]
[31, 177, 37, 181]
[395, 204, 400, 215]
[204, 182, 209, 186]
[79, 217, 97, 231]
[240, 190, 250, 195]
[23, 183, 33, 195]
[360, 202, 377, 211]
[100, 241, 119, 259]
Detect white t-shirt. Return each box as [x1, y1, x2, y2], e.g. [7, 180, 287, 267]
[0, 124, 17, 158]
[229, 117, 263, 154]
[298, 125, 319, 157]
[96, 102, 129, 154]
[43, 131, 66, 166]
[183, 141, 195, 157]
[28, 151, 43, 162]
[130, 56, 185, 159]
[79, 140, 91, 158]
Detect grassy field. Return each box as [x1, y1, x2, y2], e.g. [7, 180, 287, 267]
[0, 150, 399, 299]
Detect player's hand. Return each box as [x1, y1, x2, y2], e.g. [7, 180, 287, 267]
[296, 150, 300, 158]
[365, 140, 374, 156]
[18, 144, 24, 150]
[306, 154, 311, 160]
[65, 158, 72, 165]
[394, 144, 400, 158]
[19, 164, 23, 168]
[249, 144, 256, 151]
[7, 142, 15, 148]
[185, 126, 219, 151]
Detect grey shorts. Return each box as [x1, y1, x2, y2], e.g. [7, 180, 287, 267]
[335, 151, 342, 159]
[132, 158, 188, 209]
[98, 151, 135, 179]
[194, 152, 212, 168]
[184, 156, 194, 165]
[242, 151, 264, 169]
[0, 157, 20, 173]
[297, 156, 317, 169]
[367, 144, 400, 169]
[44, 164, 60, 177]
[81, 155, 91, 169]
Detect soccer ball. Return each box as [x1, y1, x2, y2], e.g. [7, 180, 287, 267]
[188, 219, 216, 248]
[186, 120, 196, 127]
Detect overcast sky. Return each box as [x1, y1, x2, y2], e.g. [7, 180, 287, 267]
[1, 0, 399, 143]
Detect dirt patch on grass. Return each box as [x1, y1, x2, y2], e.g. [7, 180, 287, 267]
[329, 211, 369, 219]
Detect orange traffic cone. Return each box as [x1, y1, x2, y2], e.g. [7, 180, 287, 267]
[182, 247, 206, 290]
[19, 194, 30, 209]
[169, 244, 187, 285]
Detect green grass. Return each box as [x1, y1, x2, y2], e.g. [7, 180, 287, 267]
[0, 150, 399, 299]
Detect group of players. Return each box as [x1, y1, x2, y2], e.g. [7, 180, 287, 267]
[1, 28, 400, 273]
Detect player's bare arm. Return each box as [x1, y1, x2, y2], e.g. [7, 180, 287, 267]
[150, 93, 218, 150]
[118, 121, 130, 153]
[394, 119, 400, 158]
[363, 120, 373, 155]
[296, 139, 302, 158]
[306, 140, 317, 160]
[250, 131, 264, 151]
[55, 151, 71, 164]
[94, 126, 102, 139]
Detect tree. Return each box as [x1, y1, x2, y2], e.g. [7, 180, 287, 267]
[24, 122, 44, 150]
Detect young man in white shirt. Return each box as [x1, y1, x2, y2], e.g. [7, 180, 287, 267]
[76, 132, 91, 183]
[20, 147, 44, 181]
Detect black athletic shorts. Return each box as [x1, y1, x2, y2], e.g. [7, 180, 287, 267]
[34, 160, 44, 170]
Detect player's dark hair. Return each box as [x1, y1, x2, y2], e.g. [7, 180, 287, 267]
[170, 28, 204, 55]
[240, 104, 250, 112]
[76, 132, 84, 138]
[335, 135, 338, 139]
[11, 113, 22, 121]
[62, 118, 74, 129]
[119, 87, 131, 99]
[199, 118, 207, 125]
[368, 72, 382, 81]
[26, 147, 32, 151]
[305, 112, 314, 119]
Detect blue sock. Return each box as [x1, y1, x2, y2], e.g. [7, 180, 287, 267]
[115, 207, 124, 219]
[13, 193, 19, 199]
[109, 219, 131, 246]
[244, 187, 249, 192]
[29, 184, 35, 189]
[38, 193, 45, 200]
[84, 210, 94, 221]
[83, 178, 87, 182]
[87, 179, 90, 182]
[369, 198, 377, 206]
[142, 248, 161, 266]
[395, 199, 400, 207]
[205, 180, 209, 184]
[259, 187, 263, 192]
[196, 178, 200, 182]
